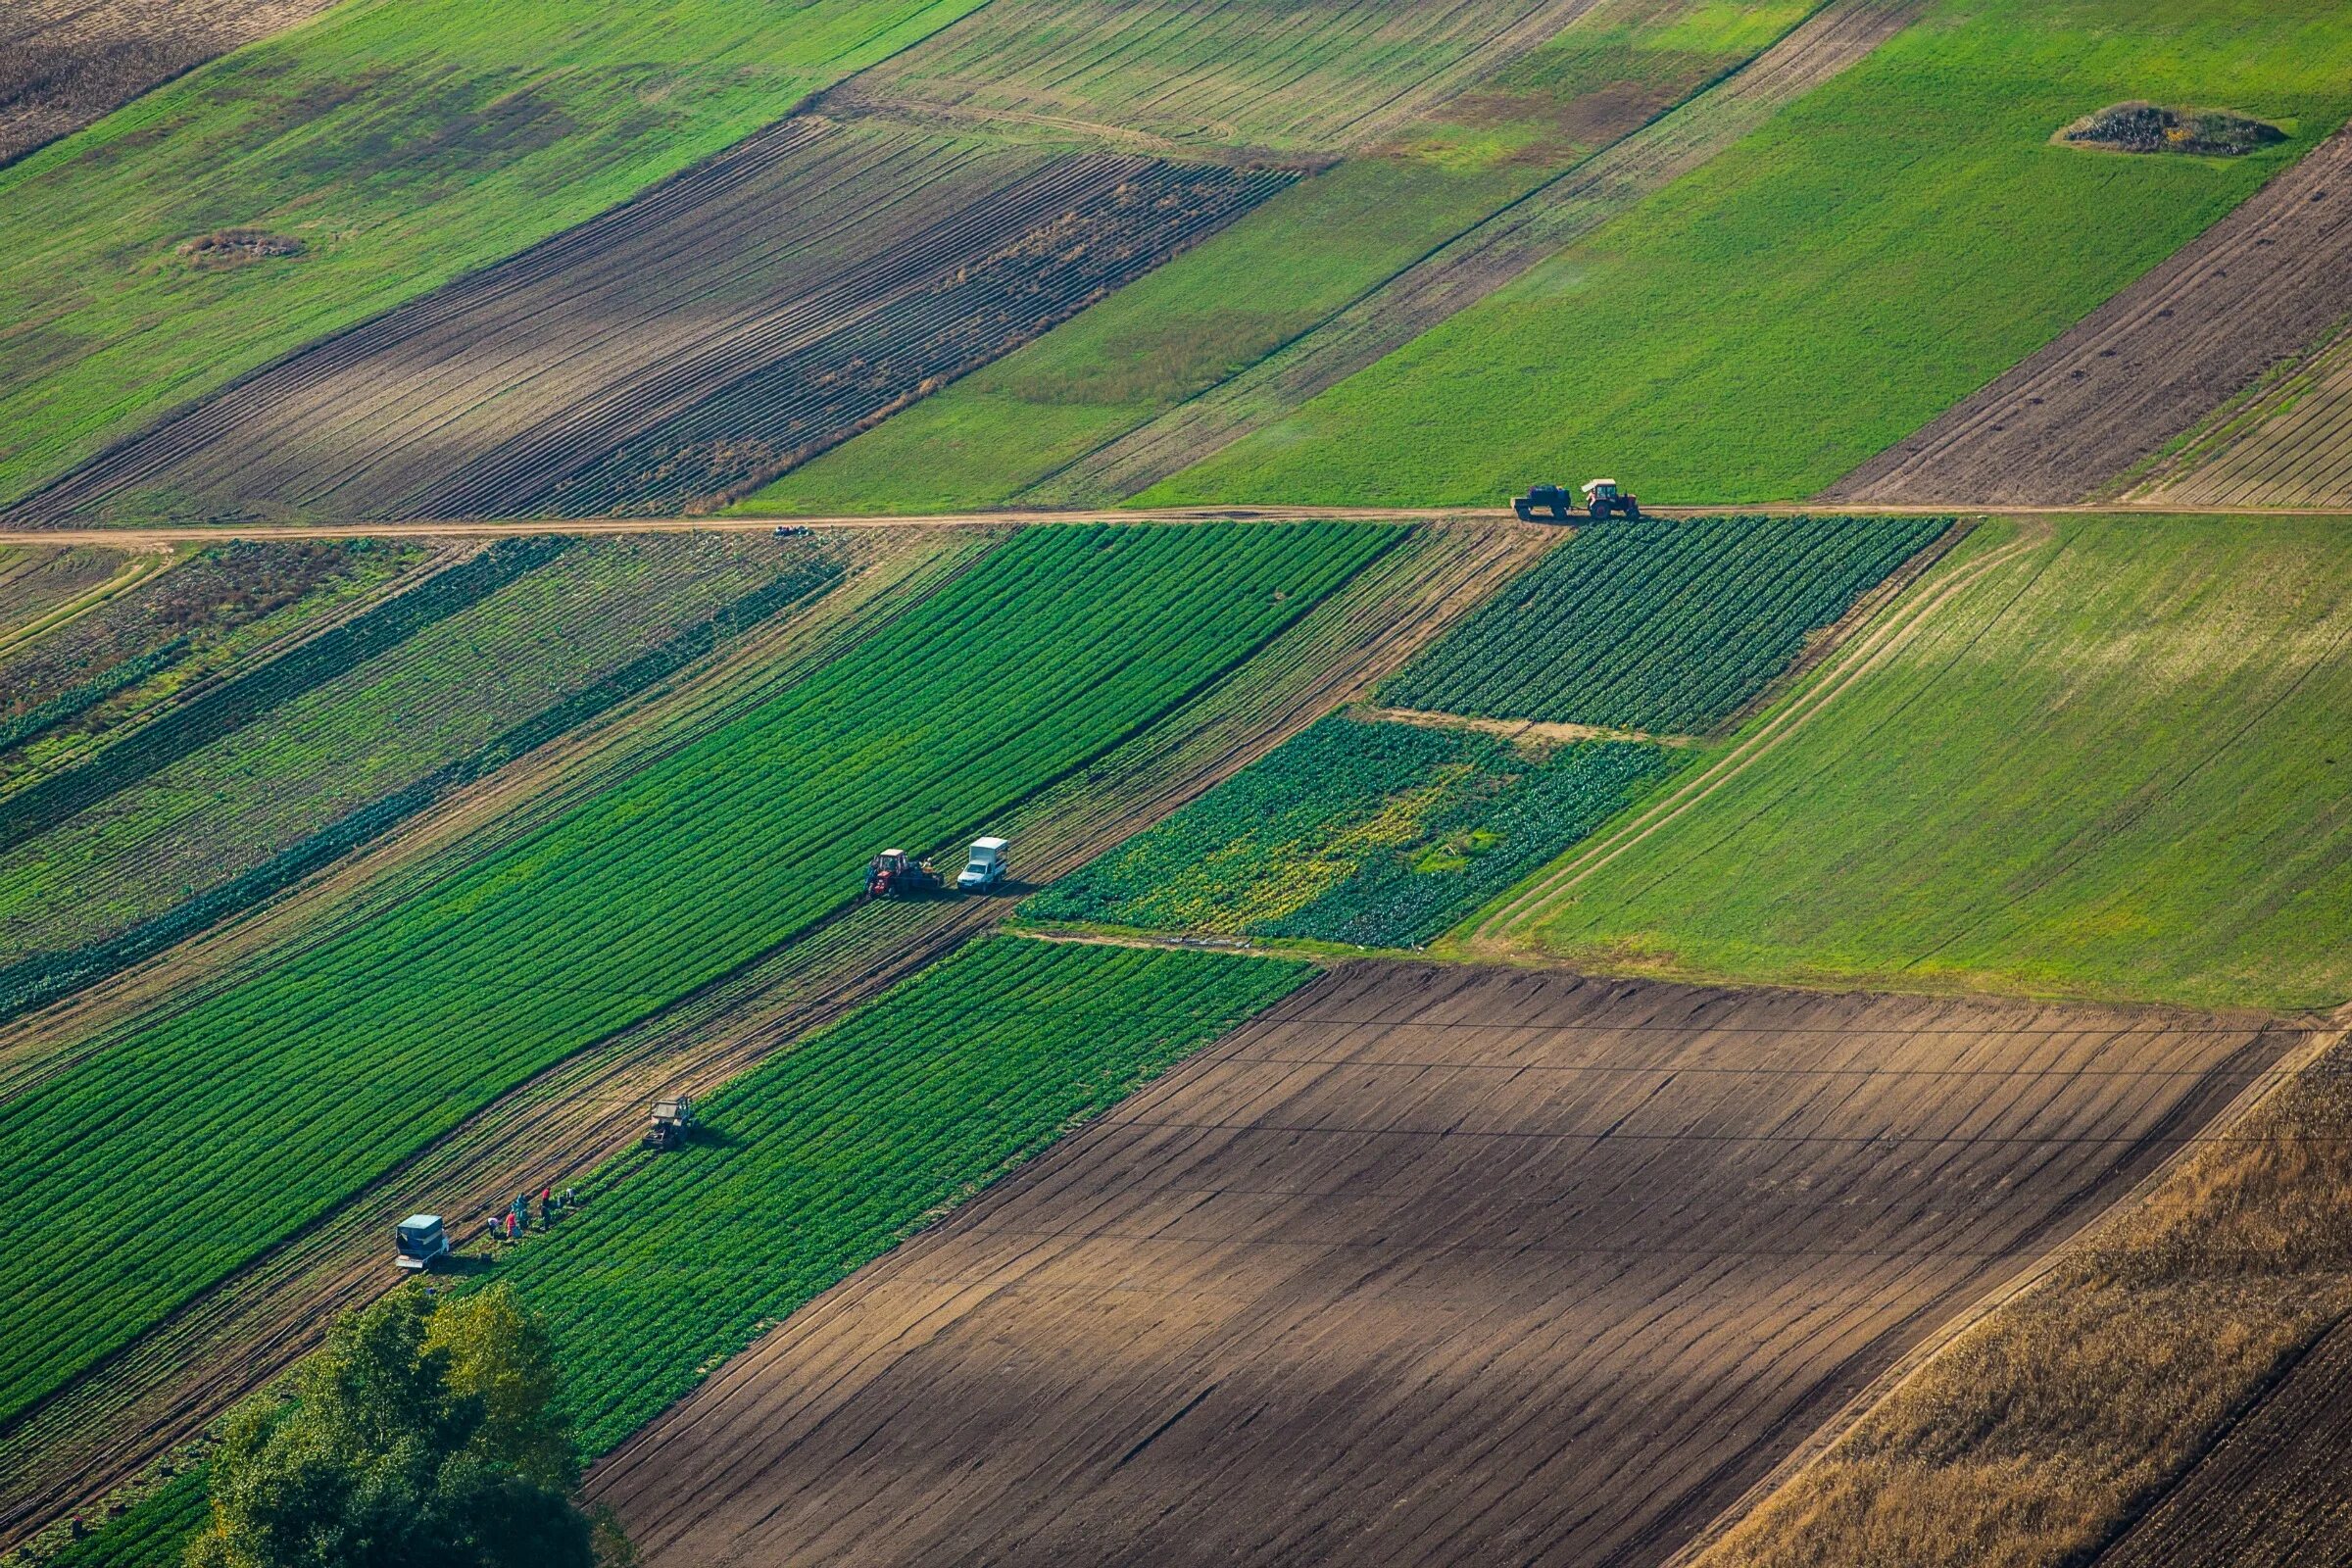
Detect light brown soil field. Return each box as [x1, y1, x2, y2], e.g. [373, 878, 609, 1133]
[2132, 318, 2352, 510]
[590, 961, 2283, 1568]
[0, 521, 1539, 1549]
[1826, 125, 2352, 506]
[6, 120, 1287, 525]
[1021, 0, 1926, 504]
[0, 0, 332, 167]
[0, 543, 123, 637]
[2096, 1314, 2352, 1568]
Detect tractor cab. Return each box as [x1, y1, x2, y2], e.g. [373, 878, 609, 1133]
[957, 836, 1010, 892]
[393, 1213, 451, 1272]
[1580, 478, 1642, 519]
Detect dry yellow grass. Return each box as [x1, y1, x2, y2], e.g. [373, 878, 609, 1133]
[1691, 1026, 2352, 1568]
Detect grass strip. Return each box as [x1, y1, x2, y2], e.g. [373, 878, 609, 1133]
[0, 560, 843, 1026]
[0, 638, 189, 758]
[0, 538, 568, 855]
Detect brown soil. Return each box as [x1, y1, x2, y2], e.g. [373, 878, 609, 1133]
[589, 960, 2283, 1568]
[176, 228, 306, 269]
[1826, 124, 2352, 506]
[1359, 703, 1697, 748]
[0, 521, 1540, 1549]
[0, 0, 336, 169]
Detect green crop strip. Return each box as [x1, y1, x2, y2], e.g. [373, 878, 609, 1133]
[0, 559, 844, 1027]
[491, 936, 1311, 1455]
[39, 1466, 207, 1568]
[1029, 714, 1682, 948]
[1381, 515, 1947, 733]
[0, 521, 1393, 1428]
[0, 537, 568, 855]
[0, 637, 190, 758]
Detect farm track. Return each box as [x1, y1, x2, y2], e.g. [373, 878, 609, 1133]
[0, 0, 333, 167]
[2093, 1306, 2352, 1567]
[591, 961, 2284, 1568]
[1019, 0, 1931, 504]
[0, 521, 1536, 1548]
[5, 120, 1286, 525]
[1829, 125, 2352, 506]
[0, 544, 156, 659]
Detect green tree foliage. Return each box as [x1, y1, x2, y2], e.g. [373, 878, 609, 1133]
[186, 1288, 608, 1568]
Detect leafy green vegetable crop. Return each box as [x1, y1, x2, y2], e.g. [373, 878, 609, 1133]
[1028, 714, 1680, 947]
[0, 521, 1392, 1428]
[496, 935, 1311, 1454]
[1381, 514, 1946, 732]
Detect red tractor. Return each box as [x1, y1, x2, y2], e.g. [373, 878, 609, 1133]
[865, 849, 941, 899]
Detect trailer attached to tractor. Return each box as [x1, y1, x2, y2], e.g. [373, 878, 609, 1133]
[1512, 478, 1642, 522]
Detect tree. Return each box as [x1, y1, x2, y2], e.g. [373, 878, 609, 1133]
[187, 1286, 621, 1568]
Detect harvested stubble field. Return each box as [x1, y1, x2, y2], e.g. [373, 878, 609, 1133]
[1833, 124, 2352, 507]
[0, 0, 335, 168]
[591, 960, 2283, 1568]
[11, 121, 1290, 524]
[751, 0, 1856, 515]
[0, 534, 841, 1023]
[1148, 0, 2352, 508]
[0, 522, 1391, 1471]
[0, 520, 1536, 1549]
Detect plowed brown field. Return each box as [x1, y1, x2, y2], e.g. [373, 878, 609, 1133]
[592, 962, 2282, 1568]
[0, 0, 331, 167]
[7, 120, 1286, 525]
[1827, 126, 2352, 507]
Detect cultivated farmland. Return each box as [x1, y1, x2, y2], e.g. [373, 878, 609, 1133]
[590, 961, 2283, 1567]
[1382, 514, 1947, 732]
[1486, 516, 2352, 1012]
[0, 0, 336, 167]
[0, 521, 1391, 1433]
[0, 545, 130, 640]
[1145, 0, 2352, 507]
[1833, 124, 2352, 506]
[0, 521, 1538, 1546]
[1026, 712, 1680, 947]
[0, 534, 841, 1023]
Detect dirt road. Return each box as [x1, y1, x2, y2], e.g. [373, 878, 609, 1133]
[592, 960, 2283, 1568]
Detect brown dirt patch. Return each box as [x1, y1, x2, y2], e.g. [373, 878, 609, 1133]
[590, 960, 2283, 1568]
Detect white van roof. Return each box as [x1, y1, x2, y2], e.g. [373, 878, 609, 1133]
[971, 836, 1009, 852]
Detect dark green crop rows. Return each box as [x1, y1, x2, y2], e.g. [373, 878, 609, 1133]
[497, 935, 1310, 1454]
[1381, 514, 1949, 733]
[1028, 714, 1681, 948]
[0, 521, 1392, 1428]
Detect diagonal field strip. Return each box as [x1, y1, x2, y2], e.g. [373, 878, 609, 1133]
[0, 520, 1541, 1549]
[1018, 0, 1930, 505]
[586, 962, 2286, 1568]
[1829, 124, 2352, 506]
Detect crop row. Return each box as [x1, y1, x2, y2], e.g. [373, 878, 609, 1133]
[0, 535, 811, 969]
[1028, 713, 1681, 948]
[0, 521, 1394, 1427]
[0, 541, 392, 761]
[0, 557, 844, 1026]
[0, 538, 567, 856]
[1380, 514, 1947, 733]
[487, 935, 1310, 1454]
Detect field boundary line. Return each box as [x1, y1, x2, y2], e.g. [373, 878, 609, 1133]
[0, 545, 166, 661]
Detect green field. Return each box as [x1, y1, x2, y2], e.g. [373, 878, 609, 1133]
[1381, 514, 1946, 732]
[741, 0, 1819, 515]
[1028, 713, 1680, 948]
[0, 0, 989, 506]
[0, 521, 1392, 1427]
[1493, 516, 2352, 1011]
[1145, 0, 2352, 506]
[498, 936, 1309, 1453]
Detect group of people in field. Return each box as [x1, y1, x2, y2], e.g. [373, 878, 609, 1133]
[483, 1185, 577, 1246]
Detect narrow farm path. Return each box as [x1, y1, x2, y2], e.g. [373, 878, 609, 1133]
[0, 521, 1539, 1550]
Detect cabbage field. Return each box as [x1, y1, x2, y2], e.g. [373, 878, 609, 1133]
[0, 520, 1394, 1428]
[1026, 713, 1679, 948]
[1380, 514, 1946, 732]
